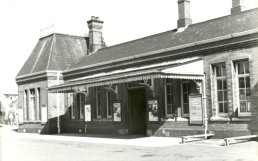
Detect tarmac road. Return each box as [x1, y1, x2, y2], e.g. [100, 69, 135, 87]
[0, 125, 257, 161]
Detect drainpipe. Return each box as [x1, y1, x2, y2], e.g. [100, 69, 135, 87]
[56, 72, 61, 134]
[202, 73, 208, 138]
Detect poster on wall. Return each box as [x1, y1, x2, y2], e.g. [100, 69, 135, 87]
[18, 107, 23, 124]
[113, 102, 121, 122]
[189, 94, 203, 124]
[148, 99, 159, 121]
[41, 105, 47, 123]
[84, 104, 91, 122]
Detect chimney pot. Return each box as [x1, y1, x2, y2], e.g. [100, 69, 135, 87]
[177, 0, 192, 28]
[231, 0, 247, 14]
[87, 16, 104, 54]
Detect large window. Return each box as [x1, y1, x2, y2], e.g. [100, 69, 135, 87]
[213, 64, 228, 114]
[77, 93, 85, 119]
[29, 89, 36, 121]
[36, 88, 41, 120]
[181, 82, 190, 116]
[235, 60, 251, 114]
[96, 87, 101, 118]
[165, 79, 174, 117]
[106, 90, 112, 118]
[24, 90, 28, 121]
[68, 93, 74, 119]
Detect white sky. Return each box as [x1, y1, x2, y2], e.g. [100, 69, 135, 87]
[0, 0, 257, 94]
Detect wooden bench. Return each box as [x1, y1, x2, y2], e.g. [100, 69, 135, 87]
[224, 135, 258, 146]
[181, 133, 215, 144]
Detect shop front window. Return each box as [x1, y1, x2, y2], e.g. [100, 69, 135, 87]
[106, 90, 112, 118]
[68, 93, 75, 119]
[96, 87, 101, 118]
[181, 82, 190, 116]
[165, 79, 174, 117]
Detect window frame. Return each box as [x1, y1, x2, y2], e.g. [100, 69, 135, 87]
[234, 60, 251, 116]
[165, 79, 174, 117]
[106, 90, 112, 119]
[96, 87, 102, 119]
[213, 63, 229, 116]
[181, 81, 190, 117]
[68, 93, 75, 119]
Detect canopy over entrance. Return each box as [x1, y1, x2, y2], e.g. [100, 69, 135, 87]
[48, 57, 204, 93]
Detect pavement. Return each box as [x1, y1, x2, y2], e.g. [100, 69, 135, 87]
[1, 125, 258, 161]
[2, 125, 255, 148]
[1, 125, 182, 147]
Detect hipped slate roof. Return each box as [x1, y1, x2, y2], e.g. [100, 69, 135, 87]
[17, 34, 88, 77]
[67, 8, 258, 71]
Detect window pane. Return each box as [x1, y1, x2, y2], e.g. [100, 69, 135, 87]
[224, 103, 228, 113]
[223, 80, 227, 89]
[167, 96, 172, 104]
[216, 66, 222, 76]
[219, 103, 224, 113]
[183, 104, 189, 114]
[238, 77, 245, 88]
[108, 107, 112, 116]
[240, 101, 247, 112]
[246, 89, 251, 100]
[245, 61, 249, 73]
[238, 62, 245, 74]
[166, 85, 171, 94]
[217, 80, 222, 90]
[246, 76, 250, 88]
[239, 89, 246, 100]
[167, 105, 172, 114]
[224, 91, 228, 101]
[247, 101, 251, 112]
[221, 65, 226, 76]
[183, 84, 187, 92]
[217, 91, 223, 101]
[183, 94, 188, 103]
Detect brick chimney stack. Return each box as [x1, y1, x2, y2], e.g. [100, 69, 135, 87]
[177, 0, 192, 28]
[87, 16, 104, 53]
[231, 0, 247, 14]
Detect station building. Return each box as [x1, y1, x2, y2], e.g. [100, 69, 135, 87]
[16, 0, 258, 138]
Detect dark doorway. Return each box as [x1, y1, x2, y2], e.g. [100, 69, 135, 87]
[128, 88, 147, 135]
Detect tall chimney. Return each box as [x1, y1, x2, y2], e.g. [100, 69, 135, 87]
[177, 0, 192, 28]
[87, 16, 104, 53]
[231, 0, 247, 14]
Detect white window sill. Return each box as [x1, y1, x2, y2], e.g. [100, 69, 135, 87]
[161, 117, 188, 121]
[210, 116, 230, 122]
[238, 113, 251, 117]
[231, 117, 252, 122]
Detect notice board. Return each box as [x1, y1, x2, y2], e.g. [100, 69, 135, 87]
[189, 94, 203, 124]
[84, 104, 91, 122]
[147, 99, 158, 121]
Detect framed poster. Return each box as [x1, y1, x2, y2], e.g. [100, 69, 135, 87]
[189, 94, 203, 124]
[84, 104, 91, 122]
[113, 101, 121, 122]
[41, 105, 47, 123]
[148, 99, 158, 121]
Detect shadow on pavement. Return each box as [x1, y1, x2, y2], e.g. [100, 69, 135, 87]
[56, 133, 147, 140]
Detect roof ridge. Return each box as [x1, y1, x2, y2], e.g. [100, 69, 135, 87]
[46, 34, 56, 70]
[40, 32, 87, 40]
[90, 8, 258, 55]
[189, 7, 258, 28]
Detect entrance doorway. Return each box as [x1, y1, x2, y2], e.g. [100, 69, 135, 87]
[128, 88, 147, 135]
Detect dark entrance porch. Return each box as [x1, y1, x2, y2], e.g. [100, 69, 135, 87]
[128, 88, 147, 135]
